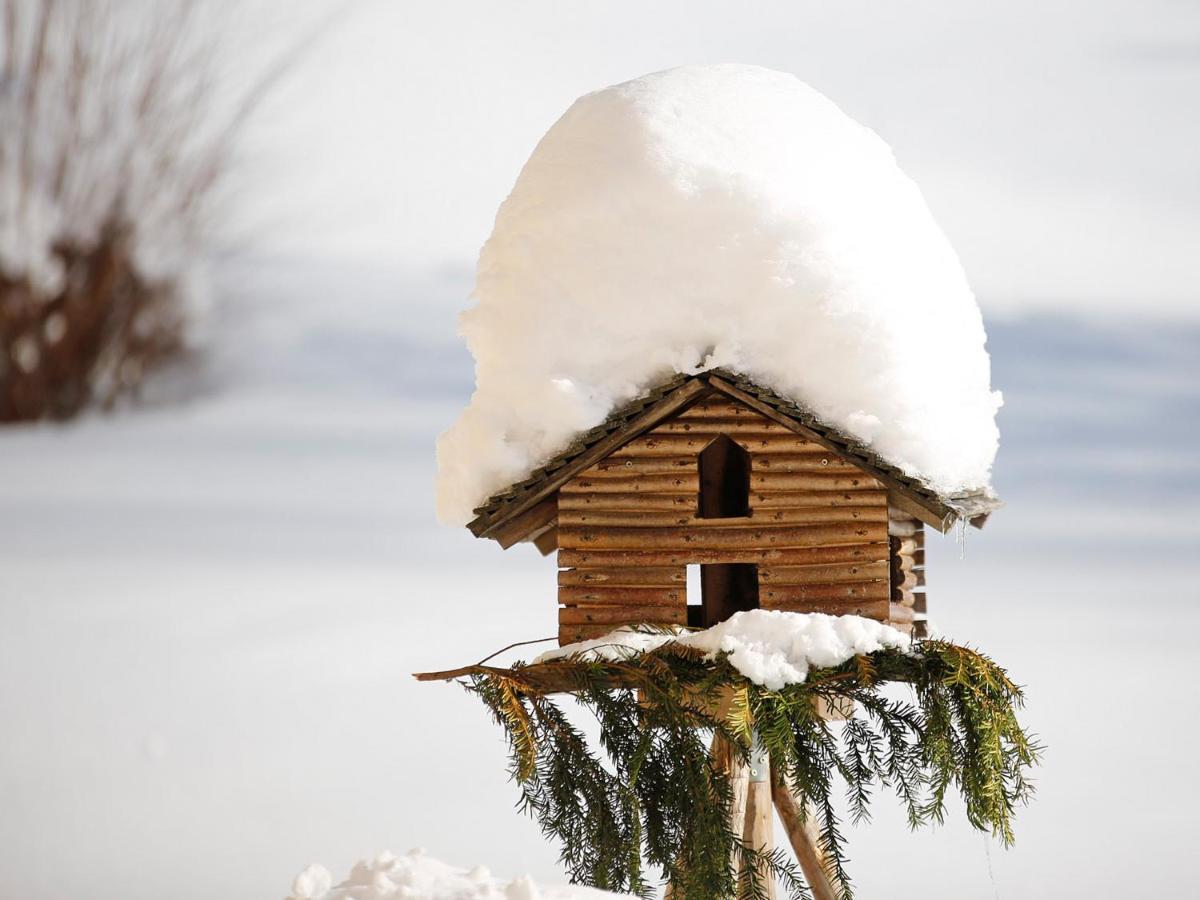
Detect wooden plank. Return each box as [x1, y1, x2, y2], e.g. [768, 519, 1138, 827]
[563, 473, 698, 493]
[532, 527, 557, 556]
[558, 585, 684, 605]
[751, 454, 859, 472]
[558, 543, 888, 568]
[559, 492, 694, 511]
[558, 521, 886, 551]
[752, 507, 888, 525]
[611, 433, 824, 457]
[559, 508, 886, 528]
[558, 604, 686, 626]
[558, 623, 624, 645]
[759, 559, 889, 585]
[490, 497, 557, 550]
[752, 472, 882, 492]
[475, 378, 713, 539]
[751, 490, 886, 508]
[759, 595, 889, 620]
[676, 401, 765, 419]
[653, 418, 787, 435]
[743, 772, 777, 900]
[558, 566, 685, 586]
[585, 456, 697, 476]
[888, 603, 915, 625]
[760, 582, 891, 603]
[771, 771, 840, 900]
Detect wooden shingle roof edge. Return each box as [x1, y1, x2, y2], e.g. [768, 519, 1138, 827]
[465, 369, 1001, 544]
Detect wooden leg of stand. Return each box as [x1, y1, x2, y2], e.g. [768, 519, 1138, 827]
[742, 763, 777, 900]
[771, 769, 841, 900]
[722, 735, 752, 890]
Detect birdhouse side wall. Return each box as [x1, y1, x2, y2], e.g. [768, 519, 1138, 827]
[555, 396, 893, 645]
[887, 509, 926, 638]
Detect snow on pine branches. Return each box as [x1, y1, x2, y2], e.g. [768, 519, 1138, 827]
[443, 613, 1039, 899]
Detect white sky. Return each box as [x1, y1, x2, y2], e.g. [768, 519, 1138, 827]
[239, 0, 1199, 317]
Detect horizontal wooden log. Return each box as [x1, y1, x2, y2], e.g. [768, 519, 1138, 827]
[752, 472, 882, 492]
[652, 418, 785, 435]
[893, 586, 915, 607]
[560, 510, 693, 527]
[585, 456, 697, 476]
[753, 507, 888, 525]
[611, 434, 823, 457]
[559, 508, 887, 528]
[751, 490, 887, 509]
[760, 582, 891, 604]
[558, 585, 684, 605]
[888, 602, 915, 625]
[890, 569, 922, 592]
[913, 590, 927, 613]
[559, 604, 686, 626]
[559, 623, 625, 645]
[913, 548, 926, 566]
[558, 543, 888, 568]
[759, 560, 889, 585]
[758, 595, 889, 620]
[674, 401, 763, 419]
[890, 536, 919, 558]
[563, 474, 698, 493]
[558, 492, 694, 511]
[751, 454, 857, 472]
[558, 521, 887, 551]
[558, 566, 685, 586]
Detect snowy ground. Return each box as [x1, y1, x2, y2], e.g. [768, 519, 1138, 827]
[1, 257, 1197, 900]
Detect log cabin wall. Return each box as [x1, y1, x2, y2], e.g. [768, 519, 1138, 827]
[555, 393, 895, 645]
[887, 509, 926, 638]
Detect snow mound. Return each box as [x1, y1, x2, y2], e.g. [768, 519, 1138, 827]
[286, 848, 622, 900]
[535, 610, 911, 692]
[437, 64, 1000, 524]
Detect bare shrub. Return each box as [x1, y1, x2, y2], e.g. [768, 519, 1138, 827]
[0, 0, 296, 421]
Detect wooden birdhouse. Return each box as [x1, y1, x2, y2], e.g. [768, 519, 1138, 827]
[466, 368, 1000, 646]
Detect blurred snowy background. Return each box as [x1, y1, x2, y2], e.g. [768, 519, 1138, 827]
[1, 1, 1197, 899]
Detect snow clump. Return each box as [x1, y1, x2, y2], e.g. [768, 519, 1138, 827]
[437, 64, 1000, 524]
[536, 609, 911, 692]
[285, 848, 623, 900]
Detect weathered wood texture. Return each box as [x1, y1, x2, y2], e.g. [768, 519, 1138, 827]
[557, 398, 894, 643]
[889, 509, 927, 635]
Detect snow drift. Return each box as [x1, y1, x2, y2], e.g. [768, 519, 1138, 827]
[287, 849, 622, 900]
[536, 610, 912, 692]
[437, 64, 1000, 524]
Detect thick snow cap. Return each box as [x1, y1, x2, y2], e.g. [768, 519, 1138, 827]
[438, 64, 1000, 524]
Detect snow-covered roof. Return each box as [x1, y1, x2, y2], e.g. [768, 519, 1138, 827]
[438, 65, 1000, 525]
[467, 369, 1000, 541]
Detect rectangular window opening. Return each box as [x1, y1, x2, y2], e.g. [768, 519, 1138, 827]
[686, 562, 759, 629]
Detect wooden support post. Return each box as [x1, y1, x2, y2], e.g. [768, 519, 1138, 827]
[771, 768, 842, 900]
[742, 763, 777, 900]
